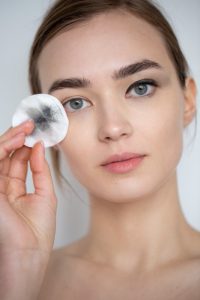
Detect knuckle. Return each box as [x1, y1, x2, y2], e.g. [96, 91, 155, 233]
[0, 145, 9, 159]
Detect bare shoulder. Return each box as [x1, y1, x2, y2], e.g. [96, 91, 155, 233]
[37, 232, 200, 300]
[174, 229, 200, 285]
[38, 238, 87, 300]
[156, 230, 200, 298]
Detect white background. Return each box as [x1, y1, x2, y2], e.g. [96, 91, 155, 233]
[0, 0, 199, 248]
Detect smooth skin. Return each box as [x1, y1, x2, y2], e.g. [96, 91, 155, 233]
[0, 120, 57, 299]
[1, 8, 199, 300]
[37, 10, 200, 300]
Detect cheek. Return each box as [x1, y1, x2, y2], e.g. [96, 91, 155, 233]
[58, 117, 94, 180]
[149, 96, 184, 171]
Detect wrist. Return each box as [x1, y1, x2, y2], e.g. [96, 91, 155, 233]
[0, 249, 50, 300]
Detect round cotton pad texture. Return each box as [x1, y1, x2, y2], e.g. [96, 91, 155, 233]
[12, 94, 69, 148]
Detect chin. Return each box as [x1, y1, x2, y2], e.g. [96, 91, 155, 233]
[88, 170, 173, 204]
[89, 180, 154, 204]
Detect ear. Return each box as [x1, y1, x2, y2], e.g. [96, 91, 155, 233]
[183, 77, 197, 128]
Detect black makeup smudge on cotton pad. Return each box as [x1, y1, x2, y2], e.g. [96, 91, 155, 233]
[12, 93, 69, 148]
[26, 104, 60, 136]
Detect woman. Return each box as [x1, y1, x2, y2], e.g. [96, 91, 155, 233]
[0, 0, 199, 299]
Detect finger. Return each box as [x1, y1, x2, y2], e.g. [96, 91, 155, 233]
[30, 142, 56, 199]
[9, 146, 31, 180]
[0, 120, 34, 143]
[6, 146, 31, 202]
[0, 133, 25, 161]
[0, 156, 10, 175]
[0, 174, 9, 194]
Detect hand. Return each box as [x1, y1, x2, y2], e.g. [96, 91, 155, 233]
[0, 120, 57, 259]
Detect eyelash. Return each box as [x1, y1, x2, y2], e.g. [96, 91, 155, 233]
[62, 79, 159, 112]
[126, 79, 158, 98]
[63, 97, 91, 113]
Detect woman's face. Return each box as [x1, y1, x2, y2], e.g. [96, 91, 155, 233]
[38, 11, 193, 202]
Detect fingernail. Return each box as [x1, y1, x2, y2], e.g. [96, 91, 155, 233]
[21, 119, 34, 127]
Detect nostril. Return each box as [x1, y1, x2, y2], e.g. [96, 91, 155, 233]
[103, 131, 128, 142]
[105, 136, 112, 141]
[98, 119, 133, 142]
[121, 132, 127, 137]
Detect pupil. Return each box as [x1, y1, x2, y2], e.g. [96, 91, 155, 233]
[70, 99, 83, 109]
[135, 84, 147, 95]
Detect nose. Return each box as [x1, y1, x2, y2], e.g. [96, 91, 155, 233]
[97, 106, 133, 143]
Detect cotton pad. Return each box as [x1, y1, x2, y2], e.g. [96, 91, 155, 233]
[12, 94, 69, 148]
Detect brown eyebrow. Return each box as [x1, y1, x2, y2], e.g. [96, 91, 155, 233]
[112, 59, 162, 80]
[48, 59, 162, 93]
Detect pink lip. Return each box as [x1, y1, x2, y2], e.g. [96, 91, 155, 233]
[101, 153, 146, 174]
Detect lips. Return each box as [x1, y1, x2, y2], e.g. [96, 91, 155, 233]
[101, 152, 146, 174]
[101, 152, 145, 166]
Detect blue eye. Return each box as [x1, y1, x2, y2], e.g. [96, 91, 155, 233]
[63, 97, 91, 112]
[126, 79, 158, 98]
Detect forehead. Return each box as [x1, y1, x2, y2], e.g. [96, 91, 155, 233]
[38, 10, 173, 90]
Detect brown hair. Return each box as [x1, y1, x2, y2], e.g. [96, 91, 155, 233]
[28, 0, 194, 183]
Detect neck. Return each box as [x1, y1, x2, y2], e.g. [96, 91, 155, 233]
[83, 172, 195, 274]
